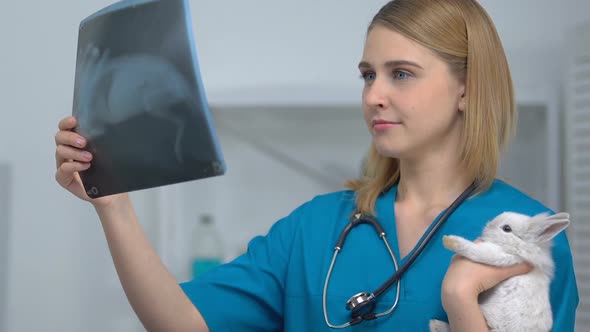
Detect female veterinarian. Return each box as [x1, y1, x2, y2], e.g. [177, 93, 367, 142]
[54, 0, 579, 330]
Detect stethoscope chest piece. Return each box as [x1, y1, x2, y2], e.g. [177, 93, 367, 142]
[346, 291, 373, 312]
[346, 292, 378, 325]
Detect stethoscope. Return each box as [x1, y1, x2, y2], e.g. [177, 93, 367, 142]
[322, 182, 477, 328]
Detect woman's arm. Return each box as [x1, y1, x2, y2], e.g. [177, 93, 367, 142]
[54, 116, 209, 332]
[96, 195, 209, 332]
[441, 255, 532, 332]
[442, 287, 489, 331]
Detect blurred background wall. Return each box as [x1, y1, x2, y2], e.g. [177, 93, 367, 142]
[0, 0, 588, 331]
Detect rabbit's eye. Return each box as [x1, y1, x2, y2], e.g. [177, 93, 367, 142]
[501, 225, 512, 233]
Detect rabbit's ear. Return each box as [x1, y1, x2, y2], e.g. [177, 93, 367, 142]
[529, 212, 570, 243]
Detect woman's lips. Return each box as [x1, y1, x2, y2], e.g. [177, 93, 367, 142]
[372, 119, 401, 131]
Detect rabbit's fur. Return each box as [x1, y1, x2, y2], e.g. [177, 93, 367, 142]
[429, 212, 569, 332]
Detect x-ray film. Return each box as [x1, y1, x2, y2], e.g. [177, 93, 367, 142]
[72, 0, 226, 198]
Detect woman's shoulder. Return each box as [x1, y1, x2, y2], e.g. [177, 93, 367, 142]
[454, 179, 571, 247]
[456, 179, 555, 233]
[309, 189, 357, 205]
[274, 189, 357, 232]
[294, 189, 357, 218]
[474, 178, 555, 215]
[265, 189, 356, 244]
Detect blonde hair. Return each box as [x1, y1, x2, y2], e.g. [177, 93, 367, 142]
[345, 0, 516, 215]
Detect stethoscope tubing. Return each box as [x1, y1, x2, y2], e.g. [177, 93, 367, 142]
[322, 182, 477, 328]
[322, 230, 401, 328]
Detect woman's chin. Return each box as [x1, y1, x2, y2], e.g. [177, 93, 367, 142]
[374, 143, 404, 159]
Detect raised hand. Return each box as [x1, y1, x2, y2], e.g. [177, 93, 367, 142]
[54, 116, 126, 208]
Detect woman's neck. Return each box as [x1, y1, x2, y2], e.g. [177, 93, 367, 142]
[396, 154, 473, 210]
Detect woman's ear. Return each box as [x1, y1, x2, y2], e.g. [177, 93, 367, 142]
[459, 99, 466, 112]
[458, 85, 466, 112]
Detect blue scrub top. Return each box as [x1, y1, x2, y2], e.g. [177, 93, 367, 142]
[180, 179, 579, 331]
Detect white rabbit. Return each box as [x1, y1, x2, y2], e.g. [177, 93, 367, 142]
[429, 211, 570, 332]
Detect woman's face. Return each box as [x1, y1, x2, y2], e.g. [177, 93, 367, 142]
[359, 25, 466, 160]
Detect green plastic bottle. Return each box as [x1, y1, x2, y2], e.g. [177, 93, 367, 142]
[190, 214, 224, 279]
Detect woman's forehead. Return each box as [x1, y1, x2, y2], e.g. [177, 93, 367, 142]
[361, 25, 435, 67]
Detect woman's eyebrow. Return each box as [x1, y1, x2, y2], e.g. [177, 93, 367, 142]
[358, 60, 424, 70]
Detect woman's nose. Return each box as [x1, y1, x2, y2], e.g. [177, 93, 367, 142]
[364, 78, 390, 109]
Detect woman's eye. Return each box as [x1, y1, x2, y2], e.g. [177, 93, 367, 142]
[501, 225, 512, 233]
[393, 70, 410, 80]
[360, 71, 376, 82]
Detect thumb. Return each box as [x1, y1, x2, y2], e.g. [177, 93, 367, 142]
[478, 262, 533, 294]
